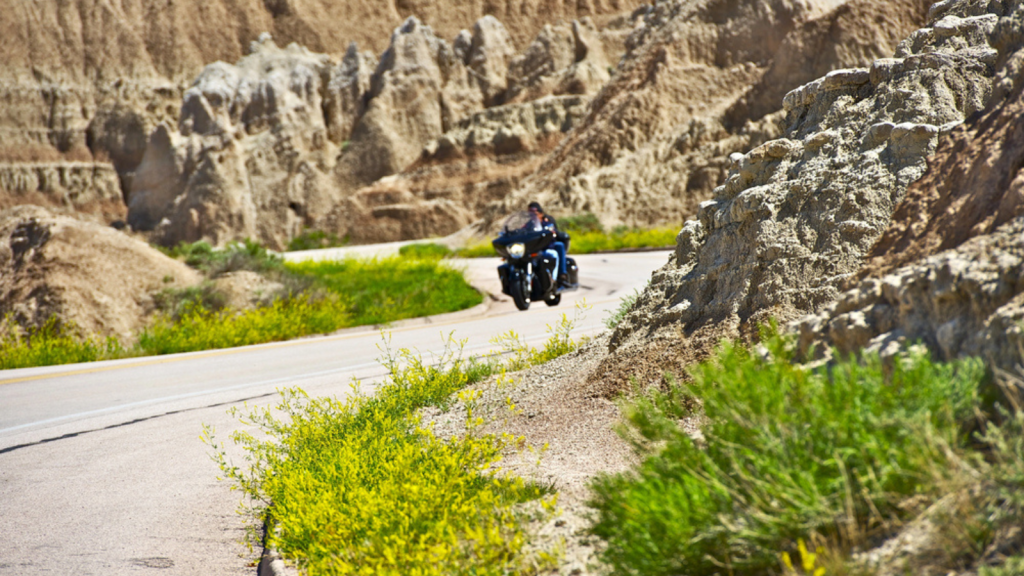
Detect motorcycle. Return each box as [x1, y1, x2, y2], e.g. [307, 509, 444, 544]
[491, 211, 579, 310]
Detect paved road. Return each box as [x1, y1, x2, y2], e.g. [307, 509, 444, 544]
[0, 251, 669, 575]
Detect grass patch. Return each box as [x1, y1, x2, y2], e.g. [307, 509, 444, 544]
[398, 242, 453, 259]
[0, 316, 124, 370]
[3, 252, 483, 368]
[286, 229, 348, 252]
[287, 256, 482, 326]
[569, 226, 677, 254]
[455, 241, 500, 258]
[451, 212, 678, 258]
[207, 313, 590, 573]
[136, 295, 352, 355]
[588, 327, 988, 576]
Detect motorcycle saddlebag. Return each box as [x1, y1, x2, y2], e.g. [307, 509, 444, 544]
[567, 258, 579, 285]
[536, 254, 556, 295]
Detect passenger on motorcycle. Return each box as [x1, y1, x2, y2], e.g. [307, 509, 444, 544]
[528, 202, 570, 287]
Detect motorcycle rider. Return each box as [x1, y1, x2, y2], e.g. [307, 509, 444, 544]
[528, 202, 570, 287]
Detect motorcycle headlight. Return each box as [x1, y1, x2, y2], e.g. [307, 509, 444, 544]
[508, 243, 526, 258]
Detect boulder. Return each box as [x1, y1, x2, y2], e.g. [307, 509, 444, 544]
[0, 205, 200, 342]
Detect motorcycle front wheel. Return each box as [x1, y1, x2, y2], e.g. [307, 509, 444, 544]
[510, 273, 531, 310]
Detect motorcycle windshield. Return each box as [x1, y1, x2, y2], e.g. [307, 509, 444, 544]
[500, 211, 543, 237]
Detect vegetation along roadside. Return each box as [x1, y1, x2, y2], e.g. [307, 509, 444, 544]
[398, 212, 678, 259]
[205, 307, 590, 574]
[0, 240, 482, 370]
[590, 326, 1024, 576]
[208, 298, 1023, 575]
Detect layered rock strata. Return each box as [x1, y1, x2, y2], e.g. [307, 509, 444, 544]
[0, 0, 642, 228]
[492, 0, 932, 231]
[127, 12, 630, 248]
[327, 95, 589, 243]
[0, 163, 125, 222]
[604, 0, 1014, 386]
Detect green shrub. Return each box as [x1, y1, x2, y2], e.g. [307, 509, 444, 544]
[287, 256, 482, 326]
[152, 283, 228, 320]
[398, 243, 453, 259]
[588, 328, 986, 576]
[287, 229, 348, 252]
[137, 295, 351, 355]
[207, 337, 556, 575]
[0, 315, 124, 370]
[604, 289, 641, 329]
[569, 227, 677, 254]
[558, 212, 604, 235]
[207, 311, 591, 572]
[160, 239, 287, 277]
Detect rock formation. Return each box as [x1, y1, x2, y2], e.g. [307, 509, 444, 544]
[0, 0, 642, 231]
[0, 163, 125, 223]
[493, 0, 932, 231]
[326, 95, 590, 243]
[125, 12, 635, 248]
[793, 4, 1024, 371]
[0, 205, 200, 342]
[604, 0, 1014, 387]
[128, 36, 340, 250]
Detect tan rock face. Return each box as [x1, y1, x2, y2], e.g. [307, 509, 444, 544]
[0, 0, 643, 223]
[329, 96, 590, 244]
[862, 1, 1024, 278]
[494, 0, 931, 232]
[793, 4, 1024, 371]
[0, 163, 125, 223]
[602, 0, 1013, 386]
[128, 38, 338, 250]
[126, 12, 615, 249]
[0, 205, 201, 342]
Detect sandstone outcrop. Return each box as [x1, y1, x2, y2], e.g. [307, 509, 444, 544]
[0, 0, 642, 228]
[0, 205, 200, 342]
[793, 6, 1024, 371]
[128, 37, 340, 250]
[0, 163, 125, 223]
[127, 11, 632, 249]
[327, 95, 590, 243]
[794, 215, 1024, 372]
[493, 0, 932, 231]
[604, 0, 1013, 387]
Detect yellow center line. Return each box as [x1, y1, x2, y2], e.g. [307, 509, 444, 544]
[0, 294, 624, 387]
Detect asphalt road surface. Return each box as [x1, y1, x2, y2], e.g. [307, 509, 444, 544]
[0, 250, 670, 575]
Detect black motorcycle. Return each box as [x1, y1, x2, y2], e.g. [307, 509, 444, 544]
[492, 211, 579, 310]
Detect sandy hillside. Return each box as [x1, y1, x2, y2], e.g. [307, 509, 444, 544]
[0, 205, 200, 341]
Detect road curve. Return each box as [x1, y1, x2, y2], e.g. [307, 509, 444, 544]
[0, 251, 669, 575]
